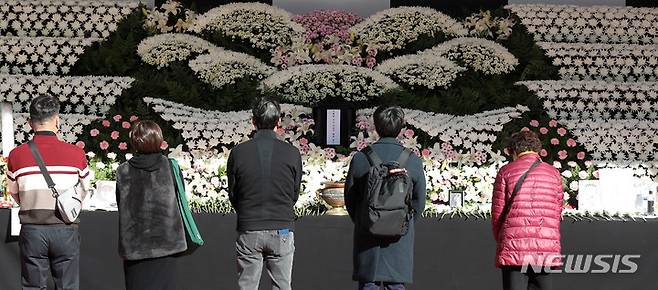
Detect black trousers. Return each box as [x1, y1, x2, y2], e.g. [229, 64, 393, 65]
[502, 266, 552, 290]
[19, 224, 80, 290]
[124, 256, 177, 290]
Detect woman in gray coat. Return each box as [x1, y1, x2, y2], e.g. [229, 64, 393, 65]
[345, 106, 426, 290]
[116, 121, 187, 290]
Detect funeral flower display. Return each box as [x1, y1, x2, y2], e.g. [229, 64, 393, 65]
[537, 42, 658, 82]
[375, 54, 465, 89]
[13, 113, 97, 144]
[142, 0, 197, 34]
[423, 37, 519, 75]
[0, 74, 133, 115]
[0, 36, 99, 75]
[192, 2, 304, 50]
[189, 50, 275, 89]
[463, 10, 516, 40]
[260, 64, 399, 104]
[137, 33, 215, 68]
[349, 6, 467, 52]
[0, 0, 137, 38]
[506, 4, 658, 44]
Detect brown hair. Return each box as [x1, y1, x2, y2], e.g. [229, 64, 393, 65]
[130, 120, 164, 154]
[507, 130, 542, 156]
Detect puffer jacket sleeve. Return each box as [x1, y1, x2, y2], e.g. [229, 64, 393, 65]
[555, 169, 565, 218]
[491, 168, 507, 242]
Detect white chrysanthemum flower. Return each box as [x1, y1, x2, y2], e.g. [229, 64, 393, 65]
[376, 54, 465, 89]
[189, 49, 275, 89]
[350, 6, 467, 52]
[423, 37, 519, 75]
[260, 64, 399, 104]
[137, 33, 215, 68]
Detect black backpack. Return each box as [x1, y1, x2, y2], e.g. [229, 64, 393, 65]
[359, 146, 414, 237]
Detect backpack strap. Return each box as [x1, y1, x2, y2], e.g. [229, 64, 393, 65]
[362, 146, 383, 166]
[396, 149, 412, 167]
[497, 159, 542, 230]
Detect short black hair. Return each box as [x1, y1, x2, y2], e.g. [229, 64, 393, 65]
[507, 131, 542, 155]
[252, 98, 281, 130]
[29, 95, 60, 124]
[130, 120, 164, 154]
[373, 105, 405, 138]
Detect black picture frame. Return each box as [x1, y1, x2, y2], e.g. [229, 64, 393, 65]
[313, 104, 355, 148]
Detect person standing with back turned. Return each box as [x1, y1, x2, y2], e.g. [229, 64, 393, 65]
[344, 105, 426, 290]
[227, 98, 303, 290]
[7, 95, 91, 290]
[491, 131, 564, 290]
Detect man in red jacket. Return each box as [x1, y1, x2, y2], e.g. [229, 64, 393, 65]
[491, 131, 564, 290]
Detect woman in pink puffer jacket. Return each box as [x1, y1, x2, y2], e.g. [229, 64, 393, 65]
[491, 131, 564, 290]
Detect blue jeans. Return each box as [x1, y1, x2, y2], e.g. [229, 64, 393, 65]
[19, 224, 80, 290]
[359, 282, 405, 290]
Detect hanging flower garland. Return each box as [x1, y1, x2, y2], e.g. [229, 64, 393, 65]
[423, 37, 519, 75]
[0, 0, 137, 38]
[136, 33, 216, 68]
[0, 74, 133, 115]
[191, 2, 304, 50]
[260, 64, 399, 105]
[0, 36, 99, 75]
[506, 4, 658, 44]
[518, 80, 658, 120]
[375, 54, 465, 90]
[538, 42, 658, 82]
[349, 6, 467, 52]
[188, 49, 275, 89]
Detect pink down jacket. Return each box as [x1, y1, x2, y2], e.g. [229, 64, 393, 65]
[491, 153, 564, 268]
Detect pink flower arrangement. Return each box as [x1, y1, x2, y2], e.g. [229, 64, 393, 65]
[550, 138, 559, 145]
[110, 131, 120, 140]
[160, 141, 169, 150]
[557, 128, 567, 136]
[557, 150, 568, 160]
[539, 127, 549, 134]
[102, 120, 111, 127]
[118, 142, 128, 151]
[292, 10, 362, 43]
[129, 115, 139, 122]
[566, 138, 577, 147]
[540, 149, 548, 157]
[548, 119, 558, 127]
[113, 115, 122, 122]
[122, 122, 131, 129]
[90, 129, 99, 137]
[577, 151, 586, 160]
[75, 141, 85, 149]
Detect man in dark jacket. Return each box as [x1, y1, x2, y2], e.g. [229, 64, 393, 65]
[345, 105, 426, 290]
[227, 98, 303, 290]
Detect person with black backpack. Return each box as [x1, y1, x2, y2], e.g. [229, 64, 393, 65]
[344, 105, 426, 290]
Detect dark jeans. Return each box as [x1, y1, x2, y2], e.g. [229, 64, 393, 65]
[124, 256, 177, 290]
[359, 282, 405, 290]
[502, 266, 552, 290]
[19, 224, 80, 290]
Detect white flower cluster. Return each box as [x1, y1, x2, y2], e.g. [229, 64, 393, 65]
[192, 2, 304, 50]
[518, 80, 658, 120]
[349, 7, 467, 52]
[375, 54, 465, 89]
[538, 42, 658, 82]
[506, 4, 658, 44]
[189, 49, 275, 89]
[560, 119, 658, 162]
[12, 113, 97, 144]
[261, 64, 399, 104]
[423, 37, 519, 75]
[144, 97, 313, 150]
[137, 33, 215, 68]
[0, 0, 137, 38]
[0, 36, 98, 75]
[0, 74, 133, 115]
[424, 161, 504, 206]
[357, 105, 529, 153]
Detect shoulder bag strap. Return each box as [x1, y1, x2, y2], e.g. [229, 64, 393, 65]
[28, 140, 58, 197]
[497, 159, 542, 228]
[362, 146, 383, 166]
[396, 149, 412, 167]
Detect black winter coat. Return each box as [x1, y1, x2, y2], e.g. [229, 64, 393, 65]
[116, 153, 187, 260]
[344, 138, 426, 284]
